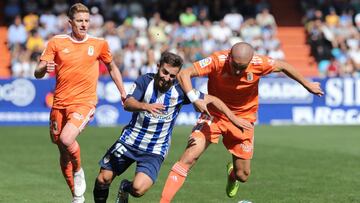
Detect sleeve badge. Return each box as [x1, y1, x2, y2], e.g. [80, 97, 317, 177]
[198, 57, 212, 68]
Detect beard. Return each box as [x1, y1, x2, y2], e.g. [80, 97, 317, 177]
[154, 73, 173, 93]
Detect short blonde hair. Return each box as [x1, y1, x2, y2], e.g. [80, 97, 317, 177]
[68, 3, 89, 19]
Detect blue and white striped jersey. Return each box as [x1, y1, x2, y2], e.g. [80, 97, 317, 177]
[119, 73, 204, 157]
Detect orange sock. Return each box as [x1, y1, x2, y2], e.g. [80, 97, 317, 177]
[67, 141, 81, 172]
[60, 153, 74, 194]
[160, 162, 189, 203]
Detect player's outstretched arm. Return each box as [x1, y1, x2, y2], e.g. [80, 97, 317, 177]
[124, 97, 165, 115]
[273, 60, 324, 96]
[177, 66, 199, 93]
[34, 60, 56, 79]
[106, 61, 127, 103]
[203, 95, 253, 131]
[178, 67, 211, 115]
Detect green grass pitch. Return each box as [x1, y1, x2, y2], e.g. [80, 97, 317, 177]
[0, 125, 359, 203]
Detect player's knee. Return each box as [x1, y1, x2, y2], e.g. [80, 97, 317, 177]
[96, 174, 112, 186]
[130, 184, 147, 198]
[59, 135, 74, 147]
[235, 169, 251, 183]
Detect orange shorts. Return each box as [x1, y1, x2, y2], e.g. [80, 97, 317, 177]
[49, 105, 95, 144]
[191, 113, 254, 160]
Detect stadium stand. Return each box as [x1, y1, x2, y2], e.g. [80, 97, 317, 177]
[2, 0, 360, 79]
[268, 0, 318, 77]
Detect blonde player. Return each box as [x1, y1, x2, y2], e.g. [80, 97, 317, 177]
[34, 3, 126, 203]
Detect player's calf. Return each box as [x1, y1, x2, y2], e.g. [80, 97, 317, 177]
[93, 179, 110, 203]
[234, 167, 250, 183]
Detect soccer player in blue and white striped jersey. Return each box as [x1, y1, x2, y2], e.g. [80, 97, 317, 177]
[93, 51, 253, 203]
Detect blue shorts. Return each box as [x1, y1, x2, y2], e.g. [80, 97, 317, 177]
[99, 140, 164, 183]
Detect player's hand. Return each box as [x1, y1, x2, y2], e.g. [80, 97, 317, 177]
[120, 92, 127, 105]
[146, 103, 165, 116]
[46, 61, 57, 73]
[306, 82, 324, 97]
[194, 99, 211, 116]
[233, 117, 254, 131]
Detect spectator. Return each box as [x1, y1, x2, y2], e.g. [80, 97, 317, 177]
[325, 7, 339, 27]
[7, 15, 27, 48]
[148, 13, 167, 44]
[268, 44, 285, 60]
[23, 11, 39, 32]
[140, 49, 158, 75]
[256, 8, 276, 31]
[210, 20, 232, 43]
[354, 11, 360, 31]
[90, 6, 104, 29]
[26, 29, 45, 54]
[6, 0, 289, 80]
[53, 0, 69, 14]
[223, 8, 244, 33]
[241, 18, 262, 42]
[123, 40, 142, 79]
[104, 21, 122, 53]
[11, 49, 32, 78]
[132, 14, 148, 32]
[40, 9, 58, 35]
[179, 7, 197, 26]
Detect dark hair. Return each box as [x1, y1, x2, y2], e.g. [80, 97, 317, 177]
[159, 51, 183, 69]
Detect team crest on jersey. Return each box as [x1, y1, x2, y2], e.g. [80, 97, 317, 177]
[103, 155, 110, 164]
[198, 57, 212, 68]
[170, 97, 178, 105]
[88, 46, 94, 56]
[247, 72, 253, 81]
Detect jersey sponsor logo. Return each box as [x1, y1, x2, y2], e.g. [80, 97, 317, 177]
[247, 72, 253, 81]
[88, 46, 94, 56]
[198, 57, 212, 68]
[250, 55, 263, 65]
[218, 54, 227, 61]
[144, 110, 172, 120]
[103, 155, 110, 164]
[170, 96, 178, 105]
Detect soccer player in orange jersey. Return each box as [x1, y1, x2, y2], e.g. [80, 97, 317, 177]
[160, 42, 324, 202]
[34, 3, 126, 203]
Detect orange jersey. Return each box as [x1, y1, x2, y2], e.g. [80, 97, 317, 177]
[40, 34, 112, 108]
[193, 50, 275, 122]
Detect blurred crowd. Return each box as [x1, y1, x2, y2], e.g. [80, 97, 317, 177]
[8, 0, 360, 79]
[302, 0, 360, 77]
[4, 0, 280, 79]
